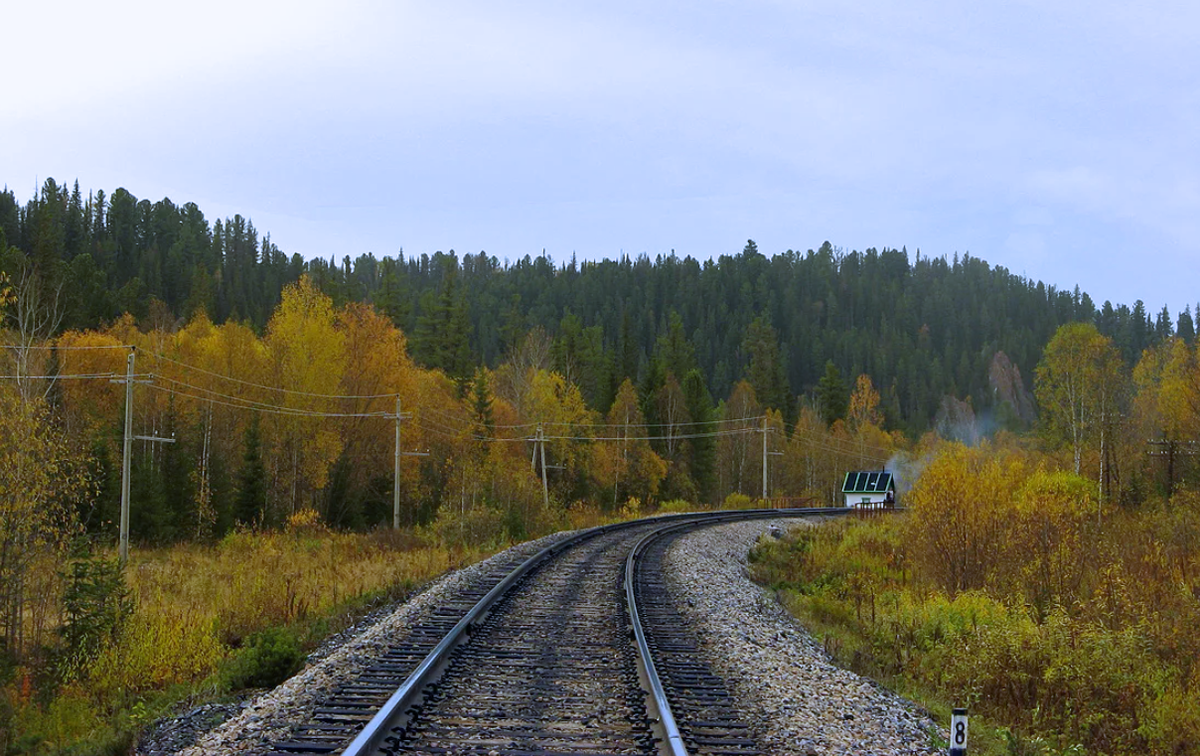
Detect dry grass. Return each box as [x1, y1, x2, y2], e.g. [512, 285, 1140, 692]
[3, 524, 488, 754]
[7, 503, 688, 753]
[750, 456, 1200, 756]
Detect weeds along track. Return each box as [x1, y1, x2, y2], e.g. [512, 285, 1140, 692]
[268, 509, 840, 756]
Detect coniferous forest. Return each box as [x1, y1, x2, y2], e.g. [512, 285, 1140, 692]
[4, 179, 1200, 754]
[3, 179, 1190, 430]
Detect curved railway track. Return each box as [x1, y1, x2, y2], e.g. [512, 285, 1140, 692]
[268, 508, 843, 756]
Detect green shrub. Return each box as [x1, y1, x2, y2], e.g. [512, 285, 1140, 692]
[1143, 677, 1200, 756]
[220, 627, 304, 691]
[58, 548, 134, 677]
[722, 492, 754, 510]
[432, 506, 507, 549]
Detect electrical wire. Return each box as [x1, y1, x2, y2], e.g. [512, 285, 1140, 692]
[0, 343, 132, 350]
[0, 373, 119, 380]
[417, 403, 539, 431]
[146, 373, 397, 418]
[140, 348, 402, 401]
[142, 381, 393, 419]
[542, 427, 763, 443]
[2, 348, 899, 460]
[787, 425, 896, 458]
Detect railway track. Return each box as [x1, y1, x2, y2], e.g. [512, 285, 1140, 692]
[268, 509, 842, 756]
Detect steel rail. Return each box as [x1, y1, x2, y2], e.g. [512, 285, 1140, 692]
[338, 510, 713, 756]
[339, 507, 847, 756]
[624, 507, 848, 756]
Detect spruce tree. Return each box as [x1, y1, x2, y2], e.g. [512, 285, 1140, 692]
[235, 417, 267, 527]
[1179, 307, 1196, 344]
[683, 369, 716, 502]
[742, 316, 791, 422]
[816, 360, 849, 426]
[471, 368, 495, 450]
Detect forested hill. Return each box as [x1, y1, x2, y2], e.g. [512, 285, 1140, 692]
[2, 179, 1193, 431]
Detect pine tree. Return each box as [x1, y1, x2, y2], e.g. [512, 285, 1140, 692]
[235, 417, 267, 527]
[618, 308, 639, 384]
[816, 361, 849, 426]
[683, 369, 716, 502]
[1178, 307, 1196, 344]
[742, 316, 791, 421]
[376, 257, 411, 326]
[160, 402, 195, 540]
[471, 368, 495, 450]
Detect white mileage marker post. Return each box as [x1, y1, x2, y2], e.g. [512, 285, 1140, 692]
[949, 708, 968, 755]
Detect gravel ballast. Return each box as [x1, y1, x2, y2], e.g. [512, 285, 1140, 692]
[146, 518, 944, 755]
[664, 517, 943, 756]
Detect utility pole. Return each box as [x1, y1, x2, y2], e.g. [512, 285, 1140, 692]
[392, 396, 423, 529]
[393, 396, 404, 530]
[762, 415, 768, 501]
[538, 423, 549, 511]
[761, 415, 783, 504]
[119, 348, 133, 565]
[112, 348, 175, 565]
[528, 423, 561, 511]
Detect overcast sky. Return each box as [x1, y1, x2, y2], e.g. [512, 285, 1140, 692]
[7, 1, 1199, 315]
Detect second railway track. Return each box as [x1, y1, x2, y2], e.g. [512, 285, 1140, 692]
[269, 508, 844, 756]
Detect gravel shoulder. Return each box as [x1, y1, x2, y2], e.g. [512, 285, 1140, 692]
[663, 517, 943, 756]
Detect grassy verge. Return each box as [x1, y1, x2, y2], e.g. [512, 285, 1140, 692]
[749, 511, 1200, 756]
[0, 499, 676, 755]
[750, 517, 1020, 755]
[1, 523, 490, 755]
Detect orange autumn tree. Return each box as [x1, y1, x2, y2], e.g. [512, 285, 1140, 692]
[716, 380, 762, 498]
[1035, 323, 1125, 486]
[1133, 337, 1200, 495]
[847, 373, 882, 431]
[327, 303, 414, 525]
[784, 403, 838, 501]
[522, 367, 594, 499]
[263, 276, 345, 520]
[55, 329, 129, 441]
[590, 379, 665, 511]
[845, 373, 899, 471]
[0, 386, 90, 662]
[903, 442, 1031, 593]
[169, 313, 269, 535]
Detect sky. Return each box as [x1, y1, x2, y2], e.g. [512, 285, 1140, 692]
[6, 0, 1200, 315]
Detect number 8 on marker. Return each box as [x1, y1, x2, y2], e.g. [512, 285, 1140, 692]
[950, 708, 968, 755]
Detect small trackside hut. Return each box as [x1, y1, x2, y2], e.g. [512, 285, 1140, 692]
[841, 470, 895, 509]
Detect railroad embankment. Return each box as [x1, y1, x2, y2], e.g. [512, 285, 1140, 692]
[749, 445, 1200, 756]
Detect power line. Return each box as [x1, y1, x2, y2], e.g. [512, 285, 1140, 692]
[787, 425, 896, 459]
[419, 399, 766, 432]
[142, 384, 391, 420]
[141, 348, 401, 401]
[0, 372, 119, 380]
[0, 343, 132, 351]
[418, 403, 533, 427]
[539, 414, 766, 431]
[542, 427, 762, 443]
[4, 347, 899, 458]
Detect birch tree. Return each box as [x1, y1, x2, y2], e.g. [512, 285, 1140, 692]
[1035, 322, 1124, 477]
[0, 388, 89, 661]
[263, 276, 345, 519]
